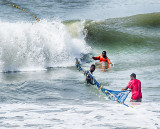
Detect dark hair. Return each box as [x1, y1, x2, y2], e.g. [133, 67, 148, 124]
[102, 51, 106, 54]
[91, 64, 95, 68]
[130, 73, 136, 78]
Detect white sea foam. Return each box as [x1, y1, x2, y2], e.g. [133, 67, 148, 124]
[0, 102, 159, 129]
[0, 20, 90, 72]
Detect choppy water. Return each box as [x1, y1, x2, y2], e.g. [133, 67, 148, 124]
[0, 0, 160, 128]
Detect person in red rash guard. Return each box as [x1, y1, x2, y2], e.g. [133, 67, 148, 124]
[92, 51, 113, 65]
[122, 73, 142, 102]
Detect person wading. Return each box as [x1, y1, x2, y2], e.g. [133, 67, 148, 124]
[122, 73, 142, 102]
[86, 64, 96, 85]
[92, 51, 113, 65]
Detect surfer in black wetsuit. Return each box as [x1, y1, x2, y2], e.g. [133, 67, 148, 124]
[86, 64, 95, 84]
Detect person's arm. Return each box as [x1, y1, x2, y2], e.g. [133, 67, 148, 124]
[86, 71, 91, 83]
[106, 58, 113, 66]
[121, 86, 128, 91]
[92, 56, 100, 60]
[86, 76, 91, 82]
[86, 75, 94, 84]
[122, 81, 132, 90]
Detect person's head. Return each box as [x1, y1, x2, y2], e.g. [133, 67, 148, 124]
[130, 73, 136, 80]
[102, 51, 106, 58]
[90, 64, 95, 73]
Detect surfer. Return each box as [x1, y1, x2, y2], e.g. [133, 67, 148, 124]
[92, 51, 113, 65]
[86, 64, 95, 85]
[122, 73, 142, 102]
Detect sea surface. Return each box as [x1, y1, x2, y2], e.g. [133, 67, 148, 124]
[0, 0, 160, 128]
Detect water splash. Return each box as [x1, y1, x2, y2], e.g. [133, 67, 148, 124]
[0, 20, 91, 72]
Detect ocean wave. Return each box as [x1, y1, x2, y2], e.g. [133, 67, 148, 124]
[84, 12, 160, 46]
[0, 13, 160, 72]
[0, 20, 90, 72]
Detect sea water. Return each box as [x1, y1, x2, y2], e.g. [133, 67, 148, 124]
[0, 0, 160, 128]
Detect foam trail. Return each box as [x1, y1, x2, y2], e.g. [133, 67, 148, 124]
[0, 20, 90, 72]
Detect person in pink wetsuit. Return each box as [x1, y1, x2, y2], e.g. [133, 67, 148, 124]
[122, 73, 142, 102]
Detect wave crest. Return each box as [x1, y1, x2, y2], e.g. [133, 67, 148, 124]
[0, 20, 90, 72]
